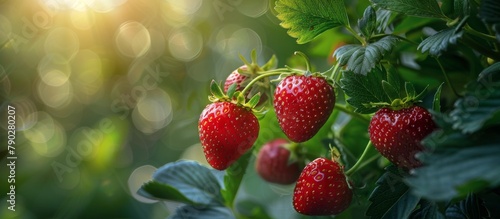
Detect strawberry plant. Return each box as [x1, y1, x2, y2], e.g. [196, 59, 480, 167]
[138, 0, 500, 218]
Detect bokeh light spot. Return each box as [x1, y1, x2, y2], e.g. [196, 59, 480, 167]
[44, 27, 80, 60]
[71, 49, 103, 102]
[0, 15, 12, 45]
[132, 88, 173, 134]
[165, 0, 202, 15]
[37, 76, 73, 109]
[115, 21, 151, 58]
[237, 0, 269, 18]
[70, 10, 96, 30]
[168, 27, 203, 62]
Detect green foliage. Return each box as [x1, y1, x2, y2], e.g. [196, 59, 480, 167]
[138, 161, 224, 206]
[335, 36, 399, 75]
[141, 1, 500, 218]
[359, 6, 377, 38]
[418, 28, 464, 57]
[275, 0, 349, 44]
[221, 150, 253, 208]
[448, 63, 500, 133]
[340, 67, 391, 114]
[366, 166, 420, 219]
[371, 0, 445, 18]
[408, 129, 500, 201]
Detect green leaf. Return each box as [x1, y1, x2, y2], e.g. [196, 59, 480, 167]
[340, 67, 391, 114]
[448, 63, 500, 133]
[479, 0, 500, 24]
[432, 83, 444, 112]
[138, 181, 195, 205]
[407, 133, 500, 201]
[359, 6, 377, 38]
[376, 9, 392, 33]
[409, 201, 445, 219]
[454, 0, 470, 18]
[418, 28, 464, 57]
[169, 206, 235, 219]
[335, 36, 399, 75]
[366, 166, 421, 219]
[445, 193, 488, 219]
[221, 150, 253, 207]
[382, 81, 401, 100]
[138, 160, 224, 206]
[372, 0, 445, 18]
[275, 0, 349, 44]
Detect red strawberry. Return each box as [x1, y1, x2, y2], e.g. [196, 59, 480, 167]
[198, 101, 259, 170]
[368, 105, 437, 169]
[224, 65, 248, 92]
[255, 139, 301, 184]
[273, 75, 335, 142]
[293, 157, 352, 215]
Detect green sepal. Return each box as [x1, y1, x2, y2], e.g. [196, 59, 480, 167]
[405, 82, 416, 98]
[261, 54, 278, 71]
[226, 83, 237, 99]
[210, 80, 225, 99]
[382, 80, 401, 101]
[433, 83, 444, 112]
[246, 93, 261, 109]
[414, 85, 429, 100]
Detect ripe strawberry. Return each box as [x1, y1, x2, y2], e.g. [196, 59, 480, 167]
[368, 105, 437, 169]
[224, 65, 248, 92]
[255, 139, 301, 184]
[198, 101, 259, 170]
[293, 157, 352, 215]
[273, 75, 335, 142]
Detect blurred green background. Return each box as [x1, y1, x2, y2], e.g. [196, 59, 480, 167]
[0, 0, 322, 218]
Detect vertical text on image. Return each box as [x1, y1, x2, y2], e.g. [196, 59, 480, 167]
[6, 105, 17, 211]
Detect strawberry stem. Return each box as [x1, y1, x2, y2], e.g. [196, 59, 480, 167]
[335, 104, 371, 124]
[435, 58, 461, 98]
[345, 141, 377, 176]
[240, 71, 285, 96]
[293, 51, 311, 73]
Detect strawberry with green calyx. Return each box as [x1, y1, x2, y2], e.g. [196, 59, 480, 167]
[255, 139, 302, 185]
[367, 79, 437, 170]
[273, 52, 336, 143]
[293, 148, 353, 215]
[198, 80, 262, 170]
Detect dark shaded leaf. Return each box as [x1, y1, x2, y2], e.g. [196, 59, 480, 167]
[275, 0, 349, 44]
[479, 0, 500, 24]
[407, 137, 500, 201]
[372, 0, 445, 18]
[446, 193, 488, 219]
[418, 28, 464, 57]
[409, 201, 445, 219]
[367, 166, 421, 219]
[448, 62, 500, 133]
[169, 205, 235, 219]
